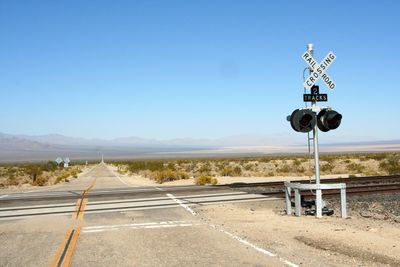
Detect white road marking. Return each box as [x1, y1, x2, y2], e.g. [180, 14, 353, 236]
[166, 193, 197, 216]
[154, 187, 165, 191]
[167, 191, 298, 267]
[0, 195, 9, 199]
[83, 229, 105, 233]
[114, 173, 133, 187]
[106, 164, 165, 193]
[209, 224, 298, 267]
[105, 165, 136, 187]
[84, 221, 187, 230]
[82, 221, 200, 233]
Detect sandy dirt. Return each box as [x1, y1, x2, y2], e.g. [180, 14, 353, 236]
[193, 200, 400, 267]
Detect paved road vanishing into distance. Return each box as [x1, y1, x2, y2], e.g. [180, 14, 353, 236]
[0, 163, 295, 267]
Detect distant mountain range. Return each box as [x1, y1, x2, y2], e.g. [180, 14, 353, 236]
[1, 132, 299, 148]
[0, 132, 398, 162]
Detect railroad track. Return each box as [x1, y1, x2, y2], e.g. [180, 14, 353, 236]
[223, 174, 400, 189]
[224, 175, 400, 198]
[1, 175, 399, 220]
[247, 183, 400, 198]
[0, 191, 270, 220]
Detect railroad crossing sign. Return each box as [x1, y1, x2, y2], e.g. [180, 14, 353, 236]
[303, 51, 336, 90]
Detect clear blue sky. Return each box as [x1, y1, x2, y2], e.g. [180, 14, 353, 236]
[0, 1, 399, 143]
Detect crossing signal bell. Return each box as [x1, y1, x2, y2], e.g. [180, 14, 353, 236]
[289, 109, 342, 133]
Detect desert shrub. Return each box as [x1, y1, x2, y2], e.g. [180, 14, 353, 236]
[21, 161, 60, 183]
[166, 162, 176, 171]
[127, 161, 164, 173]
[195, 175, 218, 185]
[151, 170, 189, 184]
[292, 159, 301, 167]
[0, 162, 83, 187]
[277, 164, 291, 174]
[32, 175, 47, 186]
[320, 163, 334, 173]
[23, 165, 42, 182]
[68, 170, 79, 178]
[346, 163, 364, 174]
[297, 167, 305, 174]
[320, 154, 340, 161]
[244, 163, 254, 171]
[6, 175, 19, 186]
[55, 174, 67, 184]
[43, 161, 58, 172]
[366, 153, 390, 161]
[198, 163, 212, 174]
[379, 157, 400, 174]
[221, 166, 242, 176]
[300, 157, 308, 163]
[184, 163, 195, 172]
[259, 157, 271, 163]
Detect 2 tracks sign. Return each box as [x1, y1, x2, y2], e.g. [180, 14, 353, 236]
[303, 85, 327, 102]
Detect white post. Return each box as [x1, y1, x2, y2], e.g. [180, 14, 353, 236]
[295, 189, 301, 216]
[308, 43, 323, 218]
[340, 187, 347, 218]
[285, 185, 292, 215]
[314, 124, 322, 218]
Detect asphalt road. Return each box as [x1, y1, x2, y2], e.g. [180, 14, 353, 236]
[0, 163, 290, 267]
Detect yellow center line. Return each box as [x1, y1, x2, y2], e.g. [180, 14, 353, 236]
[77, 199, 89, 222]
[50, 177, 96, 267]
[49, 229, 73, 267]
[60, 227, 82, 267]
[71, 198, 82, 219]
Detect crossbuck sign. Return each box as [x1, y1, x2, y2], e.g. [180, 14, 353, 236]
[303, 51, 336, 90]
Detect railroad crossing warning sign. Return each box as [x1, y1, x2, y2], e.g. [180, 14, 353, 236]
[303, 51, 336, 90]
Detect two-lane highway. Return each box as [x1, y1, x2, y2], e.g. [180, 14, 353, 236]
[0, 163, 296, 267]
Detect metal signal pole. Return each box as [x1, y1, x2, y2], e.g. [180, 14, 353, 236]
[307, 43, 323, 218]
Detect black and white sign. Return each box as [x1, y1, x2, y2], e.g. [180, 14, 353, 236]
[55, 157, 63, 165]
[311, 85, 320, 95]
[303, 94, 328, 102]
[303, 51, 336, 90]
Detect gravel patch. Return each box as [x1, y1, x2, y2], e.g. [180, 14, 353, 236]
[326, 193, 400, 223]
